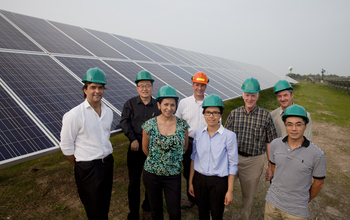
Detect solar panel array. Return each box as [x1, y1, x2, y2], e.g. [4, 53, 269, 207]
[0, 10, 284, 168]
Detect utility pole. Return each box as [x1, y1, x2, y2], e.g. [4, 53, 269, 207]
[321, 68, 326, 80]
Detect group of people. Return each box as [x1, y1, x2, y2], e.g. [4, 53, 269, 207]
[59, 67, 326, 220]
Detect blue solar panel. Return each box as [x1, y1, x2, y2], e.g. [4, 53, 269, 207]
[115, 35, 171, 64]
[153, 43, 199, 66]
[0, 15, 41, 52]
[0, 10, 92, 56]
[0, 52, 97, 139]
[134, 40, 187, 65]
[49, 21, 127, 59]
[0, 86, 56, 162]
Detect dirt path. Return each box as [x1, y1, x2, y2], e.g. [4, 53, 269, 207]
[179, 121, 350, 219]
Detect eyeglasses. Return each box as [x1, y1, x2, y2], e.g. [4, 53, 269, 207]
[204, 111, 221, 116]
[137, 84, 152, 89]
[285, 122, 305, 128]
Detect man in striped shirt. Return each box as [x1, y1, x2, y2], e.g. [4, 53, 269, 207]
[224, 78, 277, 220]
[265, 105, 326, 219]
[175, 71, 209, 209]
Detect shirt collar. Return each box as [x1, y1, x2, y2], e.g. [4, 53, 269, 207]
[282, 135, 310, 148]
[202, 124, 224, 135]
[243, 105, 258, 115]
[137, 96, 155, 106]
[83, 99, 106, 111]
[279, 103, 295, 116]
[192, 94, 206, 104]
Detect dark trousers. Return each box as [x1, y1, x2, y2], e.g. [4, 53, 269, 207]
[182, 137, 196, 203]
[75, 154, 114, 220]
[143, 170, 181, 220]
[127, 141, 150, 220]
[193, 171, 228, 220]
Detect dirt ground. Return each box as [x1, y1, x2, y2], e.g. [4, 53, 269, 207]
[1, 121, 349, 219]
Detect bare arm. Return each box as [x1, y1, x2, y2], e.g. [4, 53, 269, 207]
[224, 174, 235, 205]
[65, 155, 76, 167]
[309, 178, 325, 202]
[142, 129, 150, 156]
[265, 142, 273, 181]
[188, 160, 195, 197]
[270, 163, 276, 176]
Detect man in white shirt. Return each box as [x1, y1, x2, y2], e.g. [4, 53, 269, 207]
[175, 71, 209, 209]
[60, 68, 114, 220]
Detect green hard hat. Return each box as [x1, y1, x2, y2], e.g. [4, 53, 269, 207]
[241, 77, 260, 93]
[156, 85, 178, 101]
[135, 70, 154, 83]
[82, 68, 107, 85]
[282, 105, 309, 124]
[202, 94, 225, 109]
[274, 80, 293, 93]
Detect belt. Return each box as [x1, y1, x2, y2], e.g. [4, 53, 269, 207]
[92, 154, 113, 163]
[238, 151, 252, 157]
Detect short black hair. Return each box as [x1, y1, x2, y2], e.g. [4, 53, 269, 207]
[202, 106, 223, 115]
[283, 115, 308, 124]
[157, 97, 179, 114]
[136, 80, 153, 86]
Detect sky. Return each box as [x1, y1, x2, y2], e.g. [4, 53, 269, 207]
[1, 0, 349, 77]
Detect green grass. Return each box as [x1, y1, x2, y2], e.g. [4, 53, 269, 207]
[292, 81, 350, 127]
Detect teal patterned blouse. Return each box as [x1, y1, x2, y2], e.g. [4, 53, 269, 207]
[142, 116, 190, 176]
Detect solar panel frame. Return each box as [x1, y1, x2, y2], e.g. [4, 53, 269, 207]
[116, 35, 171, 64]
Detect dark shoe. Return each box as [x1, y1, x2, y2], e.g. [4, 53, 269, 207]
[142, 211, 152, 220]
[181, 200, 195, 209]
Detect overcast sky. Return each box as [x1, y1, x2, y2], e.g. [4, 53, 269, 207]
[1, 0, 349, 77]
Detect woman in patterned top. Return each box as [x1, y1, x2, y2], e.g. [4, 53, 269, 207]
[142, 85, 189, 220]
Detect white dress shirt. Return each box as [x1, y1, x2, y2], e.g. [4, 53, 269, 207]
[175, 95, 207, 138]
[60, 99, 113, 161]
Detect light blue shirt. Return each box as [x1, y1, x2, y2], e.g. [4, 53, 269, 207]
[191, 125, 238, 177]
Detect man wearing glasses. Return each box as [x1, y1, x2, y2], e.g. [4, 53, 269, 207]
[176, 71, 209, 209]
[120, 70, 160, 220]
[224, 78, 277, 220]
[264, 105, 326, 220]
[270, 80, 312, 140]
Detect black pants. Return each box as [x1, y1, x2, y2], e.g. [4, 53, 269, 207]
[143, 170, 181, 220]
[127, 141, 151, 220]
[193, 171, 228, 220]
[182, 137, 196, 203]
[75, 154, 114, 220]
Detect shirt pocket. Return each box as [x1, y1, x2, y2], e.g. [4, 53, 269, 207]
[253, 126, 265, 142]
